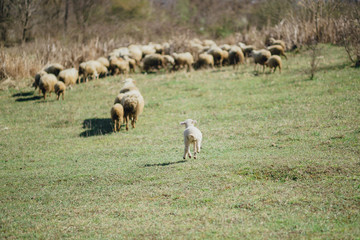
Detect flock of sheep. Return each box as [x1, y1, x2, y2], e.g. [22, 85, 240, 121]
[32, 37, 286, 100]
[31, 37, 287, 159]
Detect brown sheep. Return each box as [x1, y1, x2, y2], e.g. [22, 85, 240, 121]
[267, 45, 287, 59]
[265, 55, 282, 73]
[39, 73, 58, 99]
[194, 53, 214, 69]
[207, 46, 224, 67]
[33, 70, 47, 94]
[142, 54, 165, 73]
[250, 49, 272, 72]
[114, 93, 125, 105]
[111, 104, 124, 132]
[228, 46, 245, 69]
[43, 63, 64, 76]
[109, 57, 129, 75]
[54, 81, 66, 100]
[269, 37, 286, 50]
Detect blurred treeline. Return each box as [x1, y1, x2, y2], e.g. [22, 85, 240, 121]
[0, 0, 358, 46]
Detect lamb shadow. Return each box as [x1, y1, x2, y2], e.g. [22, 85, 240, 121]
[15, 96, 43, 102]
[143, 160, 187, 167]
[12, 91, 34, 97]
[80, 118, 113, 137]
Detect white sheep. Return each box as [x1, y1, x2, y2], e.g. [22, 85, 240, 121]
[172, 52, 194, 72]
[180, 119, 203, 159]
[79, 62, 98, 82]
[119, 78, 138, 93]
[58, 68, 79, 87]
[121, 90, 144, 131]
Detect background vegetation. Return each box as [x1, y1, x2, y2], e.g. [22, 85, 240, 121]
[0, 0, 359, 88]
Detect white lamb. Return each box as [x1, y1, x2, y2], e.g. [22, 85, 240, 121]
[180, 119, 203, 159]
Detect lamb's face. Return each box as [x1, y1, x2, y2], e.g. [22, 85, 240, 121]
[180, 119, 197, 128]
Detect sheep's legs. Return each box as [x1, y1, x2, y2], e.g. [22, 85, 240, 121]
[125, 116, 129, 131]
[113, 120, 117, 132]
[193, 142, 197, 159]
[62, 92, 64, 100]
[197, 141, 201, 153]
[57, 94, 60, 100]
[183, 144, 191, 159]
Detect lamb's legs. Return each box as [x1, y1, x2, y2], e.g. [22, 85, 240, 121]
[193, 141, 197, 159]
[62, 92, 64, 100]
[57, 94, 60, 100]
[197, 141, 201, 153]
[183, 144, 191, 159]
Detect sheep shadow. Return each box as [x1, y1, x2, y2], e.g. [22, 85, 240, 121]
[12, 91, 34, 97]
[15, 96, 43, 102]
[80, 118, 113, 137]
[143, 160, 187, 167]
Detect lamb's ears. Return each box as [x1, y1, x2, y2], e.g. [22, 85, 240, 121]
[180, 122, 185, 125]
[192, 120, 197, 124]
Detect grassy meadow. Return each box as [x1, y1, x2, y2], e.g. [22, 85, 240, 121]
[0, 45, 359, 239]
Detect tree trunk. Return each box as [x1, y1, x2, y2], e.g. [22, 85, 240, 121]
[64, 0, 69, 33]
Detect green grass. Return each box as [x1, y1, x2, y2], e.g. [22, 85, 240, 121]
[0, 44, 359, 239]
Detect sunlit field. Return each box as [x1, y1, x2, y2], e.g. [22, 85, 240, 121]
[1, 45, 359, 239]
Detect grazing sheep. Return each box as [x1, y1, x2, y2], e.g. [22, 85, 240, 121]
[172, 52, 194, 72]
[163, 55, 175, 70]
[111, 103, 124, 132]
[123, 56, 137, 73]
[54, 81, 66, 100]
[33, 70, 47, 93]
[207, 46, 224, 67]
[265, 55, 282, 73]
[79, 62, 98, 82]
[180, 119, 202, 159]
[162, 42, 171, 55]
[221, 50, 229, 66]
[128, 45, 143, 64]
[269, 37, 286, 50]
[97, 57, 110, 68]
[250, 49, 272, 72]
[203, 39, 216, 47]
[109, 57, 129, 75]
[150, 43, 164, 55]
[87, 60, 108, 77]
[39, 73, 58, 99]
[193, 53, 214, 69]
[220, 44, 231, 51]
[267, 45, 287, 59]
[142, 54, 165, 73]
[238, 42, 255, 58]
[141, 45, 156, 57]
[43, 63, 64, 76]
[114, 93, 125, 105]
[119, 78, 138, 93]
[121, 90, 144, 131]
[228, 46, 245, 69]
[58, 68, 79, 87]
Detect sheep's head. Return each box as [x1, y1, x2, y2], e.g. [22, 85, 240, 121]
[180, 119, 197, 128]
